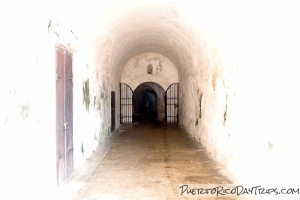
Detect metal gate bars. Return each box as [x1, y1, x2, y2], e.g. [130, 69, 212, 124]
[120, 83, 134, 123]
[120, 83, 179, 124]
[165, 83, 179, 123]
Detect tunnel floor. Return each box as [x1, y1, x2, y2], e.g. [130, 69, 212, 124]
[57, 121, 237, 199]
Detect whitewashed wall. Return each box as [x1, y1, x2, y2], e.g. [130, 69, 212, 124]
[0, 2, 57, 198]
[121, 52, 178, 90]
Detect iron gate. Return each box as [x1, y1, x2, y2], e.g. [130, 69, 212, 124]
[120, 83, 134, 123]
[165, 83, 179, 123]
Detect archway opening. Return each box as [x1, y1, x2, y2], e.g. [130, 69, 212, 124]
[133, 82, 165, 122]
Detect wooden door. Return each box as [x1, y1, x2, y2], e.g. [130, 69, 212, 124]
[65, 52, 73, 177]
[56, 47, 65, 185]
[56, 46, 73, 185]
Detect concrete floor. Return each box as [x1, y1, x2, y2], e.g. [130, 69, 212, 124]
[57, 119, 238, 200]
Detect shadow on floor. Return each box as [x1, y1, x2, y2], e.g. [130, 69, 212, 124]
[134, 112, 160, 123]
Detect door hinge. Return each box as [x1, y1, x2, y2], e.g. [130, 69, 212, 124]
[57, 153, 62, 159]
[64, 121, 68, 130]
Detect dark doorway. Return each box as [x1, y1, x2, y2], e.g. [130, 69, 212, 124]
[56, 45, 74, 185]
[138, 90, 157, 121]
[133, 82, 165, 122]
[111, 91, 115, 132]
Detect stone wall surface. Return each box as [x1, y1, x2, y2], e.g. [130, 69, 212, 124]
[121, 52, 179, 90]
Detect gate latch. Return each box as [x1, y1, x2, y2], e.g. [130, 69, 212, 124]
[64, 121, 68, 130]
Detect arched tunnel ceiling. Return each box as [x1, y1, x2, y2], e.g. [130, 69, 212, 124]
[57, 0, 268, 80]
[72, 0, 202, 76]
[107, 5, 194, 72]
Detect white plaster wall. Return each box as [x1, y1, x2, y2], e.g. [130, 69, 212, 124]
[121, 52, 178, 90]
[72, 38, 113, 168]
[177, 1, 300, 188]
[0, 2, 57, 198]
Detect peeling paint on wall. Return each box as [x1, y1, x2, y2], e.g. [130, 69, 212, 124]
[81, 142, 85, 156]
[268, 141, 273, 150]
[82, 79, 90, 111]
[199, 94, 203, 119]
[195, 94, 203, 126]
[97, 99, 101, 111]
[212, 73, 217, 90]
[223, 94, 228, 126]
[19, 102, 30, 120]
[99, 126, 111, 142]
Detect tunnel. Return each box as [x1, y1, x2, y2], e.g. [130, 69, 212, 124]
[2, 0, 300, 199]
[66, 0, 300, 189]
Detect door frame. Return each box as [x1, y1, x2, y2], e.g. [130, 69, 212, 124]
[55, 45, 74, 185]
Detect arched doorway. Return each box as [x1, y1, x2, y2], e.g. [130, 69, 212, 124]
[133, 82, 165, 122]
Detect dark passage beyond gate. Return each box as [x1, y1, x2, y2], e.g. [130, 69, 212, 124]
[120, 82, 178, 123]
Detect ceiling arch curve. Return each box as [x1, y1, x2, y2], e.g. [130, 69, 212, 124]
[121, 52, 178, 90]
[79, 1, 201, 78]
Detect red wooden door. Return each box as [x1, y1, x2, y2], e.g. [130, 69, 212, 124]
[65, 52, 74, 177]
[56, 46, 73, 185]
[56, 47, 65, 185]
